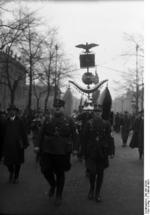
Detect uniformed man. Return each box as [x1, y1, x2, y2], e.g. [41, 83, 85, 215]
[83, 106, 114, 202]
[38, 99, 75, 206]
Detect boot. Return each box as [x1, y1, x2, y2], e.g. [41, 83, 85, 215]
[54, 185, 63, 206]
[12, 177, 19, 184]
[8, 172, 14, 183]
[13, 165, 20, 184]
[88, 188, 94, 200]
[88, 173, 95, 200]
[54, 195, 62, 206]
[95, 193, 102, 202]
[122, 142, 126, 147]
[95, 171, 103, 202]
[95, 187, 102, 202]
[48, 186, 55, 198]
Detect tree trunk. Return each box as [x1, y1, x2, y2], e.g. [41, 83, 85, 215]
[27, 29, 33, 113]
[28, 68, 32, 112]
[44, 85, 50, 113]
[36, 97, 40, 111]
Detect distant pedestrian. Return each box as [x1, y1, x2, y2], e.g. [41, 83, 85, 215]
[2, 105, 29, 183]
[113, 112, 121, 133]
[38, 99, 75, 206]
[83, 107, 114, 202]
[120, 111, 131, 147]
[129, 110, 144, 159]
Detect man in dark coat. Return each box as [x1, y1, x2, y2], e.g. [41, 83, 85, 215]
[129, 111, 144, 159]
[0, 111, 6, 162]
[2, 105, 29, 183]
[38, 99, 75, 206]
[83, 107, 114, 202]
[120, 111, 131, 147]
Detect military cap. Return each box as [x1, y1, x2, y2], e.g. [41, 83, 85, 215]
[53, 99, 65, 108]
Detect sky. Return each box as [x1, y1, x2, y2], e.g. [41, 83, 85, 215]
[3, 0, 144, 99]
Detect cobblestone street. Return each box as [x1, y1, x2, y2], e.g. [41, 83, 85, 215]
[0, 132, 143, 215]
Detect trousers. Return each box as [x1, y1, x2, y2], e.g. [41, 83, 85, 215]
[40, 153, 66, 197]
[89, 168, 104, 195]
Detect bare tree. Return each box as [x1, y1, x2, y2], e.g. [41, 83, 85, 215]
[36, 28, 58, 112]
[119, 33, 144, 112]
[18, 9, 44, 112]
[33, 83, 46, 111]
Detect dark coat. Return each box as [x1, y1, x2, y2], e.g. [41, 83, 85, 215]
[83, 116, 113, 174]
[130, 117, 144, 149]
[39, 113, 75, 155]
[0, 117, 6, 161]
[120, 115, 131, 143]
[2, 117, 29, 165]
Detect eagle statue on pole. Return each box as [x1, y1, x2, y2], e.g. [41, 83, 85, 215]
[75, 42, 99, 53]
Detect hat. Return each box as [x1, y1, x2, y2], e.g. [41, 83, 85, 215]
[94, 104, 103, 112]
[7, 104, 19, 112]
[53, 99, 65, 108]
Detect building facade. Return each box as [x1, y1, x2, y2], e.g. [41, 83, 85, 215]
[0, 51, 26, 110]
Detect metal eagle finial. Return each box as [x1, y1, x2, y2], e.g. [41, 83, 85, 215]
[75, 42, 99, 53]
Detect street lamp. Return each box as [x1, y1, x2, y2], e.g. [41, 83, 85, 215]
[135, 43, 139, 114]
[54, 44, 58, 105]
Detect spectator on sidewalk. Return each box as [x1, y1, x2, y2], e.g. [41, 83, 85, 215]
[120, 111, 131, 147]
[0, 111, 6, 162]
[129, 110, 144, 159]
[2, 105, 29, 184]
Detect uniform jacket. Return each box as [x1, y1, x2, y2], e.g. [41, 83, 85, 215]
[84, 118, 114, 168]
[39, 113, 75, 155]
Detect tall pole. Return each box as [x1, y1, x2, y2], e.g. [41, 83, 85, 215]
[54, 44, 58, 103]
[135, 44, 139, 114]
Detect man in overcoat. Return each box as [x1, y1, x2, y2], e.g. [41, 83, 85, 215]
[38, 99, 75, 206]
[2, 105, 29, 183]
[0, 111, 6, 162]
[129, 110, 144, 159]
[120, 111, 131, 147]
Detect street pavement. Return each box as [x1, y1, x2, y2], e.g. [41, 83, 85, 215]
[0, 132, 144, 215]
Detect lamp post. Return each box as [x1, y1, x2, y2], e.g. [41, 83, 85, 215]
[54, 44, 58, 104]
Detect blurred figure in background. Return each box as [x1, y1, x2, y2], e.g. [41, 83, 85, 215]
[129, 110, 144, 159]
[120, 111, 131, 147]
[0, 111, 6, 162]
